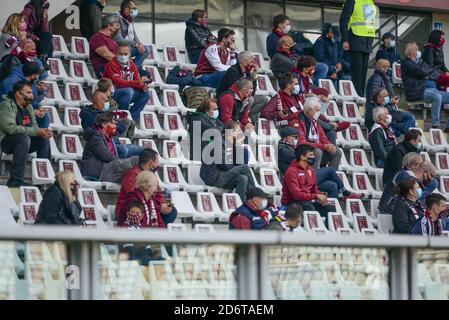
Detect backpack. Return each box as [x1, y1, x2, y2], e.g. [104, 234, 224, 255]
[184, 86, 210, 109]
[165, 66, 201, 90]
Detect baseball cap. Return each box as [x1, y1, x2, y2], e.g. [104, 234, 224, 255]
[246, 187, 269, 200]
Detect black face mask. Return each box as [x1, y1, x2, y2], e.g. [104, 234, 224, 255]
[306, 157, 316, 166]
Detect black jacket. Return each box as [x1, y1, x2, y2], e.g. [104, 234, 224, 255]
[278, 140, 296, 176]
[79, 0, 104, 40]
[187, 111, 224, 161]
[368, 126, 396, 164]
[339, 0, 373, 53]
[184, 19, 217, 62]
[35, 183, 83, 225]
[401, 58, 440, 102]
[382, 141, 419, 186]
[365, 70, 394, 102]
[423, 44, 448, 73]
[216, 64, 256, 99]
[392, 198, 423, 234]
[270, 51, 298, 78]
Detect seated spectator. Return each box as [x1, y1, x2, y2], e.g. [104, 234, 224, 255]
[368, 106, 397, 168]
[375, 33, 401, 66]
[35, 171, 83, 225]
[401, 42, 449, 130]
[268, 203, 303, 232]
[115, 0, 149, 69]
[332, 25, 351, 80]
[116, 149, 177, 226]
[266, 14, 328, 85]
[313, 23, 342, 84]
[281, 144, 336, 218]
[0, 13, 27, 62]
[185, 9, 217, 64]
[89, 15, 119, 78]
[103, 43, 151, 121]
[0, 81, 52, 187]
[80, 0, 106, 41]
[118, 171, 166, 228]
[81, 112, 138, 183]
[200, 121, 254, 202]
[297, 96, 342, 170]
[21, 0, 53, 59]
[278, 127, 298, 175]
[423, 30, 449, 91]
[411, 193, 446, 236]
[187, 98, 224, 161]
[122, 200, 144, 229]
[392, 178, 424, 234]
[218, 77, 255, 133]
[194, 28, 237, 88]
[271, 36, 298, 78]
[379, 153, 437, 215]
[229, 187, 270, 230]
[0, 62, 50, 129]
[95, 78, 122, 115]
[383, 129, 422, 186]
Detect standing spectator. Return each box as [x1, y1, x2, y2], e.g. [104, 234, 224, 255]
[332, 25, 351, 79]
[375, 33, 401, 66]
[194, 28, 237, 88]
[118, 171, 166, 228]
[0, 61, 50, 129]
[81, 112, 138, 183]
[314, 23, 342, 84]
[0, 13, 27, 62]
[339, 0, 377, 97]
[185, 9, 217, 64]
[423, 30, 449, 91]
[392, 178, 424, 234]
[229, 187, 270, 230]
[271, 36, 298, 78]
[187, 98, 224, 161]
[115, 0, 149, 69]
[0, 81, 52, 187]
[266, 14, 328, 85]
[103, 43, 150, 121]
[383, 129, 422, 187]
[80, 0, 107, 41]
[411, 193, 446, 236]
[21, 0, 53, 59]
[401, 42, 447, 130]
[368, 106, 397, 168]
[89, 15, 120, 78]
[116, 149, 177, 226]
[215, 51, 267, 124]
[268, 203, 303, 232]
[200, 121, 255, 202]
[35, 171, 83, 225]
[297, 96, 342, 170]
[218, 77, 255, 133]
[281, 144, 336, 218]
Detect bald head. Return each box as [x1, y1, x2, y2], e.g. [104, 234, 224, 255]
[92, 90, 109, 111]
[376, 59, 391, 74]
[279, 36, 294, 50]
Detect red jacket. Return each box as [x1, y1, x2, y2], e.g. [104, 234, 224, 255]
[219, 83, 250, 129]
[194, 43, 229, 76]
[260, 90, 301, 121]
[281, 161, 319, 205]
[297, 112, 330, 151]
[116, 166, 166, 225]
[103, 58, 145, 91]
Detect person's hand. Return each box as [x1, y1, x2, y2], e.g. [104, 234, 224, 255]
[319, 95, 329, 103]
[391, 96, 399, 105]
[244, 123, 254, 132]
[343, 41, 349, 51]
[143, 84, 150, 92]
[229, 41, 236, 53]
[324, 144, 337, 153]
[333, 123, 339, 130]
[330, 73, 337, 80]
[137, 43, 145, 54]
[160, 203, 172, 215]
[316, 193, 328, 206]
[34, 108, 46, 119]
[36, 128, 52, 138]
[141, 76, 150, 83]
[335, 63, 342, 72]
[19, 31, 27, 40]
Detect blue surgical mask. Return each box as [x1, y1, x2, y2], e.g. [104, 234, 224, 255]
[130, 8, 138, 18]
[416, 188, 423, 199]
[389, 40, 396, 48]
[117, 55, 129, 65]
[383, 96, 390, 106]
[211, 109, 219, 119]
[331, 38, 337, 44]
[293, 84, 300, 95]
[103, 102, 110, 112]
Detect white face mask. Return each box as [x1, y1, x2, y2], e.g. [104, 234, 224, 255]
[117, 55, 129, 65]
[385, 114, 392, 125]
[313, 111, 321, 121]
[282, 25, 291, 34]
[259, 199, 268, 210]
[293, 138, 298, 146]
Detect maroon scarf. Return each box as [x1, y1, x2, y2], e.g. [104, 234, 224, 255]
[382, 124, 398, 144]
[272, 28, 286, 38]
[276, 46, 293, 58]
[424, 211, 443, 236]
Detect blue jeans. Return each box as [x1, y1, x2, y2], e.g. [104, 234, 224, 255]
[313, 62, 329, 86]
[113, 87, 150, 121]
[197, 71, 226, 88]
[423, 88, 442, 127]
[131, 46, 150, 69]
[36, 113, 50, 129]
[391, 111, 416, 136]
[376, 159, 385, 168]
[116, 143, 144, 159]
[316, 167, 344, 199]
[162, 207, 178, 225]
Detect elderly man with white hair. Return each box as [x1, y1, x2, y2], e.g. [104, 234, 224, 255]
[368, 106, 397, 168]
[297, 96, 342, 170]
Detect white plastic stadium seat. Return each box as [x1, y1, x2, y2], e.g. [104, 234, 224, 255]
[303, 211, 329, 233]
[257, 144, 278, 171]
[187, 164, 226, 194]
[42, 106, 78, 134]
[63, 107, 83, 133]
[339, 80, 366, 104]
[411, 127, 445, 153]
[319, 79, 348, 103]
[135, 111, 167, 139]
[167, 223, 187, 232]
[41, 81, 74, 107]
[257, 118, 280, 144]
[338, 148, 357, 173]
[255, 75, 277, 97]
[194, 224, 215, 232]
[196, 192, 227, 222]
[64, 82, 90, 107]
[342, 101, 365, 125]
[70, 36, 89, 60]
[258, 168, 282, 195]
[345, 198, 377, 226]
[352, 172, 382, 198]
[327, 212, 353, 234]
[46, 58, 73, 82]
[251, 52, 273, 77]
[435, 153, 449, 176]
[352, 213, 377, 233]
[50, 137, 76, 161]
[429, 129, 449, 152]
[52, 35, 75, 60]
[18, 202, 38, 225]
[143, 88, 164, 113]
[162, 113, 188, 140]
[324, 100, 344, 122]
[392, 62, 402, 85]
[0, 186, 19, 216]
[142, 43, 163, 66]
[60, 134, 83, 160]
[171, 191, 201, 219]
[244, 144, 263, 169]
[58, 160, 103, 190]
[19, 186, 43, 205]
[378, 214, 393, 234]
[137, 139, 167, 164]
[162, 140, 199, 167]
[343, 124, 370, 149]
[160, 45, 196, 70]
[78, 188, 108, 219]
[31, 158, 56, 185]
[439, 176, 449, 195]
[0, 202, 18, 226]
[222, 193, 243, 216]
[336, 171, 364, 197]
[81, 205, 107, 228]
[350, 149, 382, 175]
[162, 165, 204, 193]
[141, 65, 179, 90]
[161, 89, 193, 115]
[69, 60, 98, 87]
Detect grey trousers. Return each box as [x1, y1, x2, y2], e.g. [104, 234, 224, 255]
[248, 95, 270, 124]
[314, 148, 342, 170]
[100, 156, 139, 183]
[213, 165, 255, 202]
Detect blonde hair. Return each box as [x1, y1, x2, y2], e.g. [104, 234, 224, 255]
[404, 42, 419, 58]
[136, 171, 158, 191]
[57, 171, 77, 203]
[1, 13, 23, 39]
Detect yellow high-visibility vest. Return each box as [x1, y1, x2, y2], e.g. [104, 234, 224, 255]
[348, 0, 377, 38]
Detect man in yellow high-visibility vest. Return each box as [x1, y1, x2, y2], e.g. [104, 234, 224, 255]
[339, 0, 377, 98]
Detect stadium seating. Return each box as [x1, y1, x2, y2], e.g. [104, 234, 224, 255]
[46, 58, 74, 83]
[69, 60, 98, 87]
[70, 37, 89, 60]
[339, 80, 366, 104]
[142, 65, 179, 90]
[143, 88, 164, 113]
[31, 159, 55, 185]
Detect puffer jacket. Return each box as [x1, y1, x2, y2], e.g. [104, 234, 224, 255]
[278, 140, 296, 176]
[401, 58, 440, 102]
[423, 44, 448, 73]
[365, 69, 394, 102]
[270, 50, 298, 78]
[313, 35, 339, 76]
[184, 18, 217, 62]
